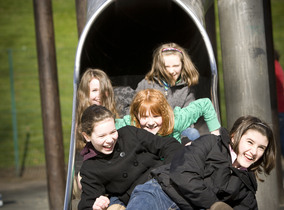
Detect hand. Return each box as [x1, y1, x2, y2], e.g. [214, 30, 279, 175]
[210, 129, 220, 136]
[92, 195, 110, 210]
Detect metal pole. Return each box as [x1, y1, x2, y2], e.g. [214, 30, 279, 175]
[218, 0, 280, 209]
[33, 0, 66, 209]
[8, 48, 20, 177]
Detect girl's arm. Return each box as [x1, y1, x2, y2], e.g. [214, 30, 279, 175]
[174, 98, 221, 133]
[115, 115, 132, 130]
[78, 163, 106, 210]
[169, 135, 219, 209]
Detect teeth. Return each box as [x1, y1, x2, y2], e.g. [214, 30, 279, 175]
[245, 154, 253, 160]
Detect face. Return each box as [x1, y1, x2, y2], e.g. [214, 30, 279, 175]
[232, 129, 268, 169]
[83, 118, 118, 155]
[163, 54, 182, 82]
[89, 78, 101, 105]
[138, 110, 162, 135]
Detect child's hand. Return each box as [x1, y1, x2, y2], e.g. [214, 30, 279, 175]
[211, 129, 220, 136]
[92, 195, 110, 210]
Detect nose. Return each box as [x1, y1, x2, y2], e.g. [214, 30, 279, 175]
[250, 145, 258, 156]
[168, 68, 175, 74]
[147, 118, 156, 127]
[105, 135, 114, 143]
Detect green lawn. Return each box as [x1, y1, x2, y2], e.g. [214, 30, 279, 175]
[0, 0, 283, 172]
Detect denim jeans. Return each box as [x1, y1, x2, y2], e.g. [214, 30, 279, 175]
[109, 196, 126, 207]
[279, 112, 284, 156]
[181, 127, 200, 141]
[126, 179, 180, 210]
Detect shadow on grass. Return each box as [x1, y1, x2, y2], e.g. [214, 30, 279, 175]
[19, 132, 30, 177]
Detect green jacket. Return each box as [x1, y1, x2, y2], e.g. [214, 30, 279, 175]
[115, 98, 220, 143]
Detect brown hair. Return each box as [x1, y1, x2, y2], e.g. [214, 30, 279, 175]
[79, 104, 115, 137]
[130, 89, 174, 136]
[229, 115, 276, 181]
[76, 68, 118, 150]
[145, 42, 199, 86]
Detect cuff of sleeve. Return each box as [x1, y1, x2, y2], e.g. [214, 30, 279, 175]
[207, 117, 221, 132]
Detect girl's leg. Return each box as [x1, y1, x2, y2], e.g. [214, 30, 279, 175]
[109, 197, 125, 206]
[126, 179, 179, 210]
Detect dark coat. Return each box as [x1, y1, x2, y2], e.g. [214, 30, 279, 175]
[78, 125, 183, 210]
[151, 128, 258, 210]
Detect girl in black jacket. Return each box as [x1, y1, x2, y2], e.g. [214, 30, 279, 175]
[126, 116, 276, 210]
[77, 105, 184, 210]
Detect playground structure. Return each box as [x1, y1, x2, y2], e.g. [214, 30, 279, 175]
[61, 0, 283, 209]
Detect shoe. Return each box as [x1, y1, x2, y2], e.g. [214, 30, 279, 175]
[210, 201, 233, 210]
[107, 204, 126, 210]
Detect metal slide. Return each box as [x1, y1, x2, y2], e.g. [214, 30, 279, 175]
[64, 0, 219, 209]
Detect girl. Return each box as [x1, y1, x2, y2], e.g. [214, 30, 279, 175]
[76, 68, 119, 150]
[115, 89, 220, 143]
[126, 116, 276, 210]
[74, 68, 120, 199]
[77, 104, 184, 210]
[136, 42, 200, 140]
[136, 42, 199, 109]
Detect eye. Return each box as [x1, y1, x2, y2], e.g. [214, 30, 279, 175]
[247, 140, 253, 145]
[258, 146, 266, 151]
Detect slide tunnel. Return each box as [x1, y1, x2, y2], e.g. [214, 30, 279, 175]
[65, 0, 219, 209]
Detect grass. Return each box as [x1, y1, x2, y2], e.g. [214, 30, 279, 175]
[0, 0, 283, 171]
[0, 0, 77, 169]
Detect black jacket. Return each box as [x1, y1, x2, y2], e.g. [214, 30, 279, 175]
[151, 128, 258, 210]
[78, 125, 183, 210]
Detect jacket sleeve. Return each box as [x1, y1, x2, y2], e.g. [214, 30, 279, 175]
[78, 162, 106, 210]
[115, 115, 132, 130]
[173, 98, 220, 132]
[169, 135, 219, 209]
[130, 126, 183, 164]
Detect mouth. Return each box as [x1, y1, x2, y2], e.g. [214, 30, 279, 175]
[146, 125, 157, 129]
[103, 144, 114, 151]
[244, 153, 254, 162]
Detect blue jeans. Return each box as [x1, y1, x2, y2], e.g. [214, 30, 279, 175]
[109, 196, 125, 207]
[126, 179, 180, 210]
[181, 127, 200, 141]
[279, 113, 284, 156]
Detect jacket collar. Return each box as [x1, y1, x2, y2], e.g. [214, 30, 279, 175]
[80, 142, 98, 161]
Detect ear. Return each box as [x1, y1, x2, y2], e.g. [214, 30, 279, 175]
[82, 132, 91, 142]
[231, 136, 235, 146]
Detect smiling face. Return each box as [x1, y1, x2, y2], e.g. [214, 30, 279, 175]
[89, 78, 101, 105]
[163, 54, 182, 82]
[138, 109, 163, 135]
[83, 118, 118, 155]
[232, 129, 268, 169]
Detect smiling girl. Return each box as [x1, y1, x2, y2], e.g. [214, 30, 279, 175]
[77, 105, 184, 210]
[115, 89, 220, 143]
[126, 116, 276, 210]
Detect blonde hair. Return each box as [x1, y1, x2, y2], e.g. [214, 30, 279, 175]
[76, 68, 118, 150]
[130, 89, 174, 136]
[145, 43, 199, 86]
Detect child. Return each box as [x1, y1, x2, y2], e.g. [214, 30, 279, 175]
[76, 68, 119, 148]
[126, 116, 276, 210]
[136, 42, 200, 140]
[74, 68, 120, 198]
[136, 42, 199, 108]
[115, 89, 220, 143]
[77, 104, 184, 210]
